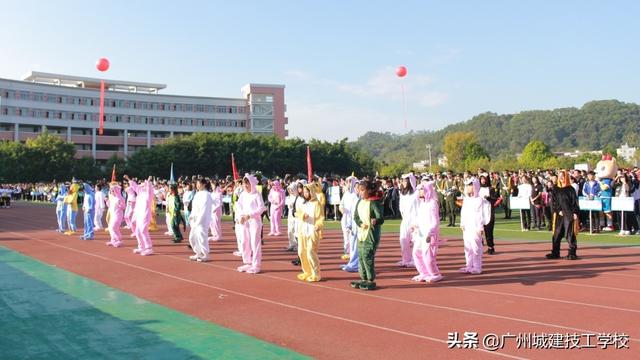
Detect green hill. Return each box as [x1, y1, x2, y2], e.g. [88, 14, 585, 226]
[351, 100, 640, 164]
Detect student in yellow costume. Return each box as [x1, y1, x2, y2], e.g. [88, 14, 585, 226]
[296, 183, 324, 282]
[64, 183, 80, 235]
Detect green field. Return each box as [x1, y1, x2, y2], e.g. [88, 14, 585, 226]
[19, 200, 640, 246]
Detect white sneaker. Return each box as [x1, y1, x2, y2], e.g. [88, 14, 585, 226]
[189, 255, 199, 261]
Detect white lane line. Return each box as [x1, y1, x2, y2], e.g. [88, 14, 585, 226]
[1, 232, 526, 360]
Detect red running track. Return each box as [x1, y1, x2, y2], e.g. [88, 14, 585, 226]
[0, 202, 638, 359]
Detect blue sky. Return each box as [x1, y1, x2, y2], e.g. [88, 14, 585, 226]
[2, 1, 639, 141]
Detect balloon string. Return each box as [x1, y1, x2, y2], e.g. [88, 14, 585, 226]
[401, 82, 407, 128]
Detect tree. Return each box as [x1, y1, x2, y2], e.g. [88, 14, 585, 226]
[442, 132, 478, 170]
[519, 140, 555, 169]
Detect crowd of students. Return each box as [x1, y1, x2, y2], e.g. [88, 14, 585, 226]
[4, 163, 638, 289]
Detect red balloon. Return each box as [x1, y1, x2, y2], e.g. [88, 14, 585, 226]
[395, 65, 407, 78]
[96, 58, 110, 72]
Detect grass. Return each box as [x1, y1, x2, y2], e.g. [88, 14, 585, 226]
[16, 200, 640, 246]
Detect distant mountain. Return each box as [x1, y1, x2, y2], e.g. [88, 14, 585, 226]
[350, 100, 640, 163]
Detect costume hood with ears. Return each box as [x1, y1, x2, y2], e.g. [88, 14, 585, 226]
[243, 174, 259, 194]
[303, 183, 318, 201]
[287, 182, 299, 196]
[402, 173, 417, 192]
[58, 184, 68, 196]
[272, 180, 282, 191]
[465, 178, 481, 198]
[418, 181, 437, 202]
[345, 175, 358, 193]
[110, 183, 125, 201]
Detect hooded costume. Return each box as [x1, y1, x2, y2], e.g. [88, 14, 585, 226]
[64, 183, 80, 234]
[285, 182, 299, 251]
[459, 178, 491, 274]
[410, 182, 443, 283]
[268, 180, 286, 236]
[129, 179, 154, 256]
[106, 183, 126, 247]
[55, 185, 68, 233]
[167, 185, 184, 243]
[398, 173, 418, 267]
[353, 186, 385, 290]
[189, 185, 213, 261]
[296, 183, 325, 282]
[547, 171, 580, 259]
[208, 186, 223, 242]
[341, 178, 360, 273]
[340, 176, 358, 259]
[236, 174, 266, 274]
[93, 185, 107, 230]
[81, 183, 95, 240]
[124, 184, 137, 232]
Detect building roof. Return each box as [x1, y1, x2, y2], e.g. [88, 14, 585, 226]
[22, 71, 167, 94]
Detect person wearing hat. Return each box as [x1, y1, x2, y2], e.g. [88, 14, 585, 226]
[547, 170, 580, 260]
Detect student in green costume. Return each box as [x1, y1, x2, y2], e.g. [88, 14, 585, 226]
[352, 180, 384, 291]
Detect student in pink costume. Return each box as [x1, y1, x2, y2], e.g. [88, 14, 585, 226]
[410, 182, 444, 283]
[459, 178, 491, 274]
[125, 175, 154, 256]
[106, 182, 126, 247]
[236, 174, 266, 274]
[208, 181, 223, 242]
[268, 180, 286, 236]
[123, 182, 137, 234]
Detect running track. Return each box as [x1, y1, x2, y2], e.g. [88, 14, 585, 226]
[0, 202, 638, 359]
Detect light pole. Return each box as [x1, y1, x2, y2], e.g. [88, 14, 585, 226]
[426, 144, 432, 172]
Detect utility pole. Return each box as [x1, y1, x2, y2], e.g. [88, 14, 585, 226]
[426, 144, 432, 172]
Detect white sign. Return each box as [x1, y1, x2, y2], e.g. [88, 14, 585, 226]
[579, 197, 602, 211]
[612, 197, 635, 212]
[328, 186, 341, 205]
[509, 196, 530, 210]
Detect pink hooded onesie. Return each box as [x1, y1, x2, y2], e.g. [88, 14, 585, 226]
[236, 174, 266, 274]
[106, 184, 126, 247]
[410, 182, 443, 283]
[268, 180, 286, 236]
[130, 179, 154, 256]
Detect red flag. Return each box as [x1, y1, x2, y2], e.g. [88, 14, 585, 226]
[306, 145, 313, 182]
[231, 153, 240, 181]
[111, 164, 116, 183]
[99, 80, 105, 135]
